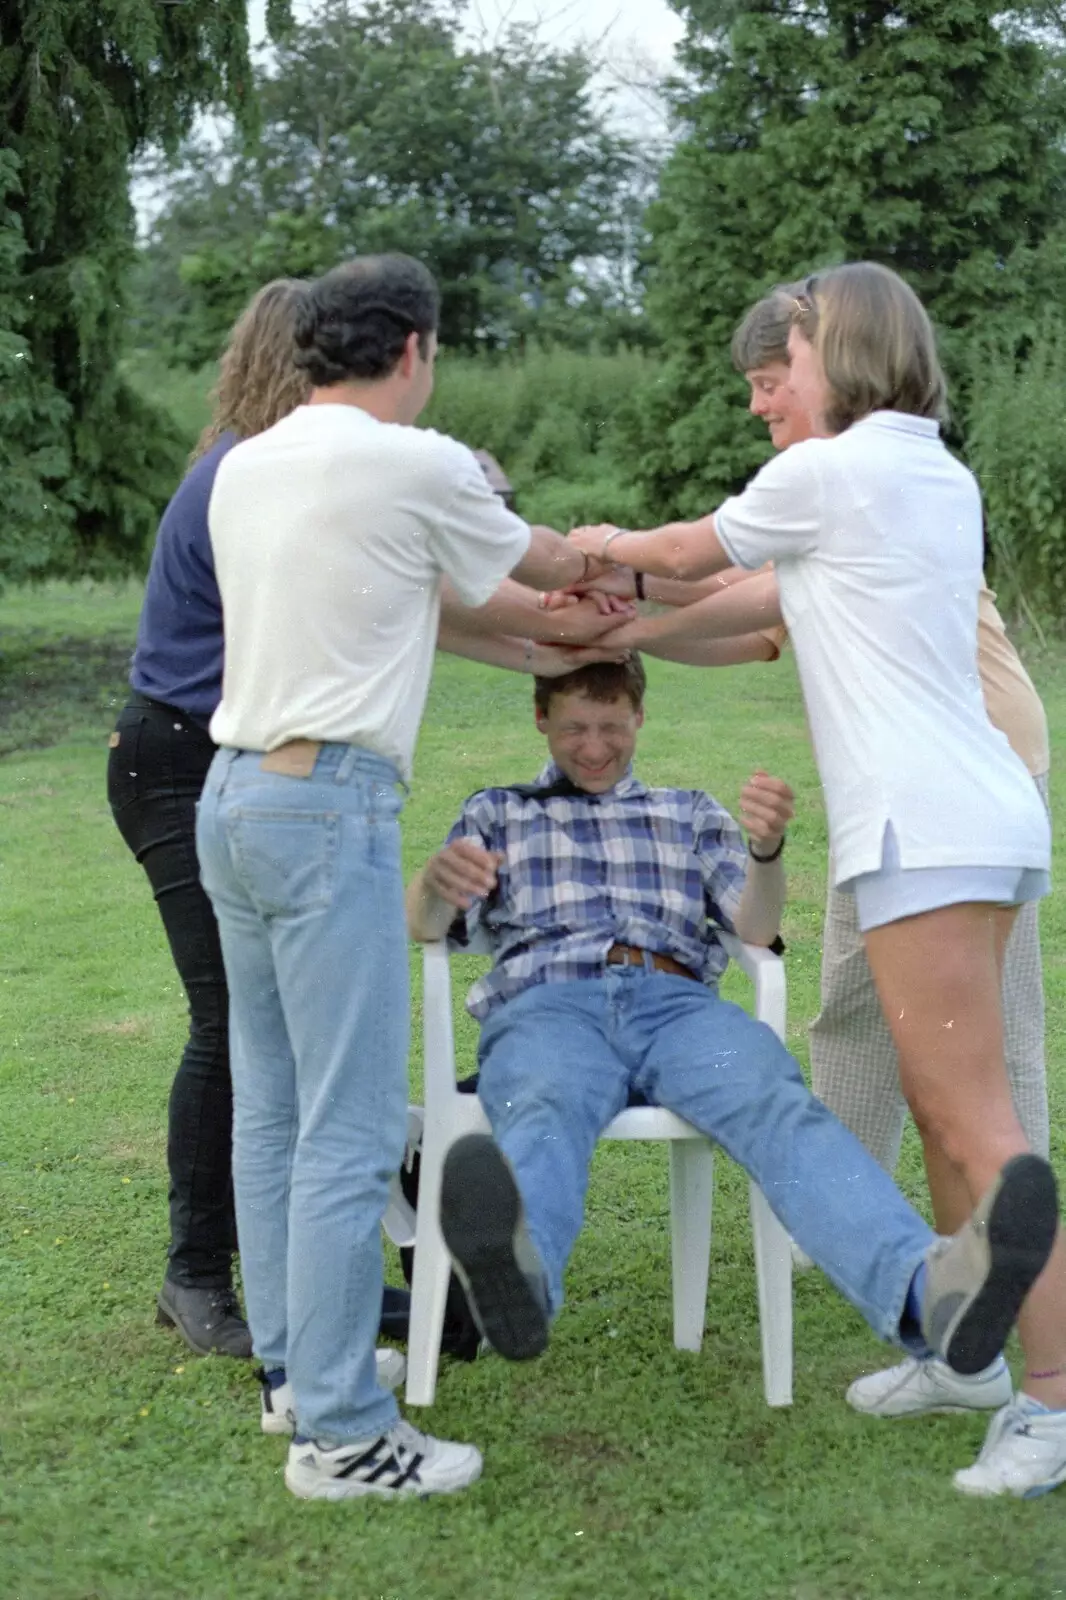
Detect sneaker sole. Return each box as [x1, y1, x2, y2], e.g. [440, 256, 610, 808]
[439, 1135, 549, 1363]
[284, 1460, 481, 1500]
[955, 1461, 1066, 1500]
[850, 1396, 1010, 1419]
[941, 1154, 1059, 1377]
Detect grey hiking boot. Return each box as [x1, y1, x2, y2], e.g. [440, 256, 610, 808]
[156, 1280, 253, 1358]
[440, 1133, 550, 1362]
[921, 1153, 1059, 1376]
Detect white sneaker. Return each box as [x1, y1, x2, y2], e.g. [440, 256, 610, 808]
[260, 1349, 407, 1436]
[955, 1398, 1066, 1498]
[847, 1354, 1012, 1417]
[285, 1419, 482, 1500]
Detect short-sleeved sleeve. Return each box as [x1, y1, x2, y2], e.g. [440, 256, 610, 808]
[442, 789, 505, 949]
[714, 439, 824, 570]
[428, 440, 532, 607]
[691, 793, 748, 933]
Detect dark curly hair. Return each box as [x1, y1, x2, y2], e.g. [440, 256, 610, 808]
[534, 656, 647, 716]
[294, 254, 440, 387]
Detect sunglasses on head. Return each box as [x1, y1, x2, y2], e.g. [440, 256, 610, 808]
[790, 274, 820, 321]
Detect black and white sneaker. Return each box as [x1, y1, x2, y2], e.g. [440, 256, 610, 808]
[284, 1420, 482, 1500]
[439, 1133, 550, 1362]
[922, 1153, 1059, 1375]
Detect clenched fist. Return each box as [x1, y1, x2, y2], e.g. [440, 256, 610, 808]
[423, 839, 503, 910]
[739, 771, 794, 855]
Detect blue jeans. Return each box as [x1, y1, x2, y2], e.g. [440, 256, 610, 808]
[476, 970, 935, 1345]
[196, 744, 408, 1444]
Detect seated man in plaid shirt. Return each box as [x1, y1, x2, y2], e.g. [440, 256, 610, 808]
[406, 657, 1055, 1392]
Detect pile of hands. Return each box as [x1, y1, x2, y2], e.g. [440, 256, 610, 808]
[536, 523, 639, 669]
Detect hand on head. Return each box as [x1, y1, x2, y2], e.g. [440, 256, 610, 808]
[739, 770, 795, 852]
[531, 642, 631, 676]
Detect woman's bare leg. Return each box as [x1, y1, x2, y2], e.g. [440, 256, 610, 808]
[917, 907, 1018, 1235]
[864, 901, 1066, 1410]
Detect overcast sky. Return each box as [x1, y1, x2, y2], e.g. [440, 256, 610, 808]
[248, 0, 684, 63]
[135, 1, 683, 227]
[246, 0, 685, 133]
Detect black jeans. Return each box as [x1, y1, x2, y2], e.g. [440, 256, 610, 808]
[108, 693, 236, 1288]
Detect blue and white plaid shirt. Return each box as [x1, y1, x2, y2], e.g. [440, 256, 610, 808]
[445, 761, 749, 1019]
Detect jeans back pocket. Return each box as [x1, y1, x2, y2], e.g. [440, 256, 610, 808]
[227, 809, 340, 918]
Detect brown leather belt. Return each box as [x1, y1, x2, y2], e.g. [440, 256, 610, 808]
[606, 943, 698, 981]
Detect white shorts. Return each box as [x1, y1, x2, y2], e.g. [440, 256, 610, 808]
[843, 823, 1050, 934]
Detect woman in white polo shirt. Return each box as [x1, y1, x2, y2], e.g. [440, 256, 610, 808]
[569, 261, 1066, 1501]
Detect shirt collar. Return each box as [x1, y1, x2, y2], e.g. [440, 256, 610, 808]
[533, 760, 648, 800]
[853, 410, 941, 438]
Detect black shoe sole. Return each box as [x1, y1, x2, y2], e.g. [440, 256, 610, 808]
[945, 1153, 1059, 1376]
[439, 1134, 549, 1363]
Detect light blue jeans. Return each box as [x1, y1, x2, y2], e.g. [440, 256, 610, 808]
[476, 970, 936, 1346]
[196, 744, 408, 1444]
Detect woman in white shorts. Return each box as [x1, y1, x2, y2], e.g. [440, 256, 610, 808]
[569, 261, 1066, 1500]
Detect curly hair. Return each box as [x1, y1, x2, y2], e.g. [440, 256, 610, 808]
[193, 278, 310, 461]
[293, 254, 440, 387]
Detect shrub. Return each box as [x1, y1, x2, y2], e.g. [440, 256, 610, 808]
[423, 346, 657, 525]
[965, 317, 1066, 629]
[128, 344, 659, 532]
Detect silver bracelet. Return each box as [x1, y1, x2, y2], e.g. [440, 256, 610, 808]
[601, 527, 627, 562]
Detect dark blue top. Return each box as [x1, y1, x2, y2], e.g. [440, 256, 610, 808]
[130, 433, 236, 729]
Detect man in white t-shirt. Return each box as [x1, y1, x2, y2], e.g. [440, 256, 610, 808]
[195, 254, 607, 1503]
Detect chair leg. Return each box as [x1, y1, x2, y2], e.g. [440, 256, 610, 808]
[669, 1141, 715, 1353]
[404, 1125, 454, 1407]
[749, 1180, 794, 1407]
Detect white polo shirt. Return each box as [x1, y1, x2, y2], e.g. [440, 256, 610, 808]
[715, 411, 1050, 884]
[207, 404, 531, 780]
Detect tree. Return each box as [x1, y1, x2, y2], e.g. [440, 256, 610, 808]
[134, 0, 645, 363]
[632, 1, 1066, 518]
[0, 0, 292, 583]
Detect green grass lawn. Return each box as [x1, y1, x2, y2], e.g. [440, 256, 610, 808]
[4, 587, 1066, 1599]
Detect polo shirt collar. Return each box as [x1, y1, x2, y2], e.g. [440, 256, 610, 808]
[854, 410, 940, 438]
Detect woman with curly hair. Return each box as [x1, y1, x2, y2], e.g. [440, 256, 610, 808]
[108, 280, 310, 1358]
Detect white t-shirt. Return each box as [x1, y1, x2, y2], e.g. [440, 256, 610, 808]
[715, 411, 1050, 884]
[207, 404, 531, 779]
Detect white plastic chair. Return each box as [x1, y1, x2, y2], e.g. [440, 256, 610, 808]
[394, 931, 794, 1409]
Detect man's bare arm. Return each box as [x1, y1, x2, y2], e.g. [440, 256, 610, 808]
[406, 841, 501, 943]
[729, 772, 793, 947]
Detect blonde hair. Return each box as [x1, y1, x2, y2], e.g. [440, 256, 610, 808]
[789, 262, 947, 433]
[193, 278, 310, 460]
